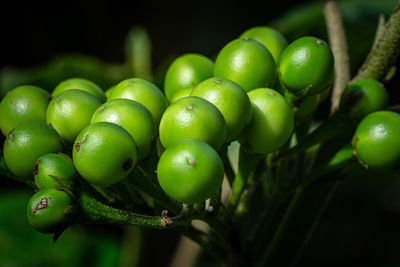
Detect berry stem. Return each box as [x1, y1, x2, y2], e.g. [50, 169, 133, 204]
[323, 0, 351, 113]
[353, 3, 400, 81]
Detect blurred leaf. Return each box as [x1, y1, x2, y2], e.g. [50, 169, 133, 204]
[125, 26, 153, 81]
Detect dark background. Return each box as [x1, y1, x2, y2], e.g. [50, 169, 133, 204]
[1, 0, 400, 266]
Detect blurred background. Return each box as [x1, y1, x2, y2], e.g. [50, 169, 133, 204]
[0, 0, 400, 266]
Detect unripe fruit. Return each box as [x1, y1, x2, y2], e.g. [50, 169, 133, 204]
[294, 94, 320, 121]
[214, 38, 276, 92]
[73, 122, 137, 187]
[109, 78, 168, 125]
[3, 121, 63, 178]
[243, 88, 294, 154]
[340, 79, 388, 121]
[91, 99, 156, 159]
[34, 153, 77, 190]
[278, 36, 334, 96]
[159, 96, 227, 150]
[239, 26, 288, 63]
[352, 111, 400, 169]
[52, 78, 106, 102]
[27, 189, 75, 233]
[170, 86, 193, 103]
[157, 139, 224, 204]
[46, 90, 102, 144]
[191, 77, 251, 142]
[164, 54, 213, 102]
[0, 85, 50, 136]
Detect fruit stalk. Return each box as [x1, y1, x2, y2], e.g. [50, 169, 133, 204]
[353, 3, 400, 81]
[323, 0, 351, 113]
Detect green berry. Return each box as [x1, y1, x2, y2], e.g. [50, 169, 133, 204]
[340, 79, 389, 121]
[105, 85, 115, 100]
[34, 153, 77, 190]
[214, 38, 276, 92]
[46, 90, 102, 144]
[164, 54, 214, 102]
[157, 139, 224, 204]
[191, 77, 251, 142]
[52, 78, 106, 102]
[73, 122, 137, 187]
[353, 111, 400, 169]
[170, 86, 193, 103]
[91, 99, 156, 159]
[243, 88, 294, 154]
[3, 121, 63, 178]
[109, 78, 168, 125]
[0, 85, 50, 136]
[27, 189, 75, 233]
[159, 96, 227, 150]
[239, 26, 288, 63]
[278, 36, 334, 96]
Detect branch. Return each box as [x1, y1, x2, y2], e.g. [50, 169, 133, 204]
[323, 0, 351, 113]
[353, 3, 400, 81]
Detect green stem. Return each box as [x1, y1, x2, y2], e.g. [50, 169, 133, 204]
[323, 0, 351, 113]
[223, 148, 261, 223]
[77, 192, 189, 229]
[277, 111, 353, 161]
[353, 3, 400, 81]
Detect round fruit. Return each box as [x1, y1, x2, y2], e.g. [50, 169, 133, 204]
[52, 78, 106, 102]
[73, 122, 137, 187]
[46, 89, 102, 144]
[352, 111, 400, 169]
[214, 38, 276, 92]
[3, 121, 63, 178]
[191, 77, 251, 142]
[170, 86, 193, 103]
[340, 79, 388, 121]
[157, 139, 224, 204]
[0, 85, 50, 136]
[27, 189, 74, 233]
[278, 36, 334, 96]
[91, 99, 156, 159]
[109, 78, 168, 125]
[34, 153, 77, 190]
[239, 26, 288, 63]
[159, 96, 227, 150]
[105, 85, 115, 100]
[243, 88, 294, 154]
[294, 94, 320, 121]
[164, 54, 213, 102]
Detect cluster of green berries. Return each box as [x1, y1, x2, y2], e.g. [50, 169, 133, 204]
[0, 26, 398, 234]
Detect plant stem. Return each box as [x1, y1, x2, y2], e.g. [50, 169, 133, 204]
[223, 148, 261, 223]
[323, 0, 351, 114]
[77, 192, 189, 229]
[353, 3, 400, 81]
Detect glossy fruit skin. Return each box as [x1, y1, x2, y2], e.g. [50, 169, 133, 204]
[91, 99, 156, 159]
[191, 77, 251, 142]
[239, 26, 288, 63]
[159, 96, 227, 150]
[73, 122, 137, 187]
[352, 111, 400, 169]
[27, 189, 74, 233]
[47, 90, 102, 145]
[157, 138, 224, 204]
[105, 85, 115, 100]
[109, 78, 168, 125]
[3, 121, 63, 178]
[52, 78, 106, 102]
[34, 153, 77, 190]
[214, 38, 276, 92]
[170, 86, 193, 103]
[243, 88, 294, 154]
[340, 79, 388, 121]
[0, 85, 50, 136]
[278, 36, 334, 96]
[164, 54, 214, 102]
